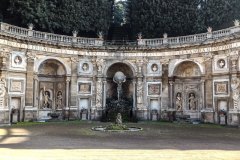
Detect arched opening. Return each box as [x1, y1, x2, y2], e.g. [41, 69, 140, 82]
[172, 61, 203, 120]
[37, 59, 67, 115]
[104, 62, 135, 122]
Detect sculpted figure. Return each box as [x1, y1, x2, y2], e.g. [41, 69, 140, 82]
[189, 93, 196, 110]
[116, 113, 122, 125]
[56, 91, 63, 109]
[176, 93, 182, 111]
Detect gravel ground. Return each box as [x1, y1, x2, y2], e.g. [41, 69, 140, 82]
[0, 121, 240, 160]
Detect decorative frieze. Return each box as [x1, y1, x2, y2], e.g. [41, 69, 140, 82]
[0, 78, 6, 109]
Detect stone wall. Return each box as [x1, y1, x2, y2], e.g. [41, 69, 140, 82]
[0, 26, 240, 126]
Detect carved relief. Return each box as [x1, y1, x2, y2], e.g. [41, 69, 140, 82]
[214, 81, 228, 95]
[217, 59, 226, 68]
[96, 59, 105, 73]
[231, 78, 240, 109]
[9, 79, 24, 93]
[137, 81, 143, 104]
[78, 60, 93, 75]
[0, 78, 6, 108]
[148, 83, 161, 96]
[78, 82, 92, 95]
[213, 56, 228, 72]
[147, 60, 162, 76]
[11, 51, 26, 70]
[96, 79, 102, 108]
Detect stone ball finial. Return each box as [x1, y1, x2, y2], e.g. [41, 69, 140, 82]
[113, 71, 126, 84]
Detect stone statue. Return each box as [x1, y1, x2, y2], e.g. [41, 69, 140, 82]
[189, 93, 196, 110]
[113, 72, 126, 101]
[176, 93, 182, 111]
[116, 113, 122, 125]
[56, 91, 63, 109]
[42, 87, 51, 108]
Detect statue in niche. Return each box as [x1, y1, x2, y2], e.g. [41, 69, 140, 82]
[14, 55, 22, 65]
[82, 63, 89, 71]
[189, 93, 196, 110]
[176, 93, 182, 111]
[42, 87, 51, 109]
[56, 91, 63, 109]
[151, 64, 158, 72]
[218, 59, 225, 68]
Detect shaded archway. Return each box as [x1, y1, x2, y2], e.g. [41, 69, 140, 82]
[171, 61, 203, 120]
[104, 62, 135, 122]
[36, 59, 68, 119]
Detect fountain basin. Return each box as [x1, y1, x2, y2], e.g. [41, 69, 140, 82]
[92, 126, 143, 132]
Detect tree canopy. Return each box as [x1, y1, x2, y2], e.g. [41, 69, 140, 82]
[6, 0, 114, 37]
[0, 0, 239, 39]
[126, 0, 240, 39]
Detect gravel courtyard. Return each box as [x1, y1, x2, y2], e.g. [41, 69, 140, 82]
[0, 121, 240, 160]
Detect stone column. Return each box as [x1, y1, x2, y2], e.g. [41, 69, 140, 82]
[103, 79, 107, 110]
[66, 77, 71, 108]
[201, 79, 205, 109]
[169, 81, 174, 109]
[33, 74, 39, 108]
[132, 80, 136, 111]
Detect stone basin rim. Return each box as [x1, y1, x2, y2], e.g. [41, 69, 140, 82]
[92, 126, 143, 132]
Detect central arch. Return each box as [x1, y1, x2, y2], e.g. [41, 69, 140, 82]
[104, 62, 136, 121]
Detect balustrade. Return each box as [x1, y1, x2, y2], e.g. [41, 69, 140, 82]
[0, 22, 103, 47]
[0, 22, 239, 47]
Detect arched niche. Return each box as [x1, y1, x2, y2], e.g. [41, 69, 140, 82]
[106, 62, 134, 100]
[172, 61, 203, 114]
[37, 59, 67, 111]
[173, 61, 201, 78]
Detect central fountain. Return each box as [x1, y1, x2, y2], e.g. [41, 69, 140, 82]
[92, 71, 142, 132]
[103, 71, 135, 122]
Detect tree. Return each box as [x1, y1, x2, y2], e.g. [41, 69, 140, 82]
[7, 0, 114, 37]
[127, 0, 240, 39]
[113, 1, 127, 26]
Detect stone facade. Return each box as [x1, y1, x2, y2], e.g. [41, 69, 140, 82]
[0, 22, 240, 126]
